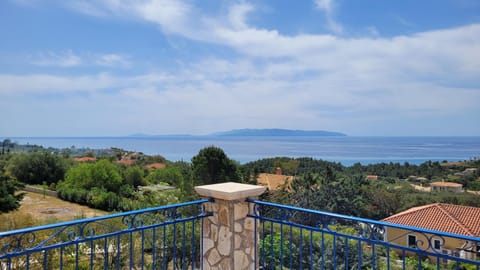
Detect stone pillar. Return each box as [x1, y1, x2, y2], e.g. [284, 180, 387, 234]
[195, 182, 266, 270]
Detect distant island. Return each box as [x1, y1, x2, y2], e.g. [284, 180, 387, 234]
[211, 129, 347, 137]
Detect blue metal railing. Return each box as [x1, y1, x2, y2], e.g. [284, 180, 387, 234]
[247, 199, 480, 270]
[0, 199, 211, 270]
[2, 196, 480, 270]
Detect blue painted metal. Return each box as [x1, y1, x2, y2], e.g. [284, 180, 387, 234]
[247, 199, 480, 270]
[0, 199, 211, 270]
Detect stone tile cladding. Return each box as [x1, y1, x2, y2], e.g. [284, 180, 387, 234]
[202, 199, 258, 270]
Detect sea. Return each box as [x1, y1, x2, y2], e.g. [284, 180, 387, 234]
[3, 136, 480, 166]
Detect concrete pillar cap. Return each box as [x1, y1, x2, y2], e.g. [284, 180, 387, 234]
[195, 182, 266, 201]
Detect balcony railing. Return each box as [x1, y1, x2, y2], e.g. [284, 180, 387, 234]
[0, 199, 210, 270]
[247, 199, 480, 270]
[1, 182, 480, 270]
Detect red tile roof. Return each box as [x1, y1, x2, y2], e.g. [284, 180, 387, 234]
[145, 163, 166, 170]
[73, 157, 96, 162]
[383, 203, 480, 236]
[431, 182, 462, 188]
[117, 159, 135, 166]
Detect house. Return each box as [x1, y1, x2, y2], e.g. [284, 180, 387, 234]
[465, 168, 478, 174]
[257, 167, 294, 191]
[73, 157, 96, 162]
[145, 163, 166, 170]
[117, 159, 135, 166]
[366, 175, 378, 180]
[383, 203, 480, 262]
[455, 168, 478, 176]
[431, 182, 463, 192]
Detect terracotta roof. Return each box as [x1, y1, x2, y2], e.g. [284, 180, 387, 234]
[383, 203, 480, 236]
[145, 163, 166, 170]
[73, 157, 96, 162]
[366, 175, 378, 180]
[431, 182, 462, 187]
[117, 159, 135, 166]
[257, 173, 293, 191]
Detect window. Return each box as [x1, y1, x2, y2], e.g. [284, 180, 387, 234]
[408, 235, 417, 248]
[433, 239, 442, 250]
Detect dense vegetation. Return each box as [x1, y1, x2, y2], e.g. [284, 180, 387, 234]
[1, 139, 479, 222]
[2, 138, 479, 270]
[247, 156, 480, 219]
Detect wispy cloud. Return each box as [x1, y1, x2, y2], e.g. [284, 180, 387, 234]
[3, 21, 479, 132]
[0, 73, 121, 95]
[65, 0, 194, 36]
[2, 0, 480, 136]
[227, 3, 255, 30]
[314, 0, 343, 34]
[31, 50, 82, 67]
[394, 15, 416, 28]
[95, 54, 130, 68]
[30, 50, 130, 68]
[62, 1, 341, 58]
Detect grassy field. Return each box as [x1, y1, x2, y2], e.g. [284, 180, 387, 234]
[0, 191, 108, 231]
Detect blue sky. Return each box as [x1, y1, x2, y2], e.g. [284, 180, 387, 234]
[1, 0, 479, 136]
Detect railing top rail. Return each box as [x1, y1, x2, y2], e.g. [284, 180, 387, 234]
[0, 198, 210, 237]
[247, 199, 480, 242]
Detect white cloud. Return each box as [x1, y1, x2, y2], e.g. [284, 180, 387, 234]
[227, 3, 254, 30]
[31, 50, 82, 67]
[134, 0, 191, 34]
[314, 0, 343, 34]
[3, 1, 480, 136]
[0, 73, 121, 95]
[66, 0, 195, 37]
[96, 54, 130, 68]
[30, 50, 131, 68]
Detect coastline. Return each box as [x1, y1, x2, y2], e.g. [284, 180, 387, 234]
[2, 136, 479, 166]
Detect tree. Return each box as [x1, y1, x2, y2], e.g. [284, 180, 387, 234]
[124, 166, 146, 188]
[191, 146, 241, 185]
[0, 174, 24, 213]
[60, 159, 122, 192]
[146, 167, 184, 186]
[286, 168, 369, 221]
[6, 152, 68, 185]
[57, 160, 125, 210]
[1, 139, 14, 155]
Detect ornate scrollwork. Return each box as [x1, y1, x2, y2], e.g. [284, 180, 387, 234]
[83, 223, 96, 238]
[1, 198, 210, 269]
[354, 221, 385, 241]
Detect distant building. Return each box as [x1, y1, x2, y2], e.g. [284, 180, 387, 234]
[431, 182, 463, 192]
[465, 168, 478, 174]
[73, 157, 96, 162]
[383, 203, 480, 262]
[257, 167, 294, 191]
[117, 159, 135, 166]
[366, 175, 378, 180]
[145, 163, 166, 170]
[455, 168, 478, 176]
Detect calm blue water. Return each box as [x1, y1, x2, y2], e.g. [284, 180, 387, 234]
[3, 136, 480, 166]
